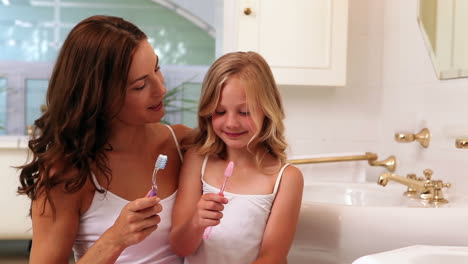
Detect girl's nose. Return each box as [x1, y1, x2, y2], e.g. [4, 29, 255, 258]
[226, 113, 239, 128]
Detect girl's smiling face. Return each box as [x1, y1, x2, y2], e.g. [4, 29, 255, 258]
[211, 76, 265, 150]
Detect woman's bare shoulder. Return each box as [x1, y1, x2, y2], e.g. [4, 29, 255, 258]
[36, 165, 95, 216]
[148, 123, 193, 143]
[184, 146, 204, 159]
[169, 124, 194, 145]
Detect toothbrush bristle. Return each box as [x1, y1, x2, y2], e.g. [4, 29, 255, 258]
[224, 161, 234, 177]
[155, 154, 168, 169]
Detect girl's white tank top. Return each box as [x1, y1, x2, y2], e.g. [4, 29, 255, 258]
[184, 155, 289, 264]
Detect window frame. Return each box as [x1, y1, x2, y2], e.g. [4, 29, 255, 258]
[0, 62, 208, 149]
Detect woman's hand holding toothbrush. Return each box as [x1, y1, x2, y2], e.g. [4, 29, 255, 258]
[101, 150, 168, 251]
[103, 195, 162, 249]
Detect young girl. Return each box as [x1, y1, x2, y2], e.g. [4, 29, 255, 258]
[170, 51, 304, 263]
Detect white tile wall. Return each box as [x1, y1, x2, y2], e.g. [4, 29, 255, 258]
[0, 149, 32, 239]
[283, 0, 468, 192]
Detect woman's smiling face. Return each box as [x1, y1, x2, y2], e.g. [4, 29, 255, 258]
[115, 40, 167, 126]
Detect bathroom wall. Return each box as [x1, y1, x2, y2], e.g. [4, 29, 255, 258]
[0, 148, 32, 238]
[282, 0, 468, 192]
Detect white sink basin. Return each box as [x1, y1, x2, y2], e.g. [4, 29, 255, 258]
[301, 182, 468, 207]
[287, 182, 468, 264]
[301, 182, 407, 206]
[352, 245, 468, 264]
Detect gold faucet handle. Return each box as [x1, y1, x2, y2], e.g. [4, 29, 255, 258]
[425, 180, 451, 204]
[395, 133, 415, 142]
[368, 155, 397, 172]
[394, 128, 430, 148]
[441, 182, 451, 189]
[456, 139, 468, 149]
[423, 169, 433, 181]
[424, 179, 451, 192]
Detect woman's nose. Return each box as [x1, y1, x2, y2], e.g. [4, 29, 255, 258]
[151, 74, 166, 97]
[157, 82, 167, 97]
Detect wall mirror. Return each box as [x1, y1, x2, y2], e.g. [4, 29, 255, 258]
[417, 0, 468, 79]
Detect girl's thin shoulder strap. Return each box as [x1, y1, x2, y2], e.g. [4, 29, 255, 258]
[201, 155, 209, 180]
[273, 163, 290, 195]
[165, 124, 183, 162]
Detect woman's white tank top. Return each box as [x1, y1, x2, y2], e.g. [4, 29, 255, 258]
[184, 156, 289, 264]
[73, 125, 184, 264]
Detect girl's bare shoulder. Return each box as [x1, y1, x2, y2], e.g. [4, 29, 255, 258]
[281, 164, 304, 186]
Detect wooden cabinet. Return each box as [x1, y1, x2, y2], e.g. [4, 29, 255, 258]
[223, 0, 349, 86]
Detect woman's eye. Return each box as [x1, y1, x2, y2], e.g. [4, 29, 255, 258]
[240, 111, 250, 116]
[214, 111, 225, 115]
[134, 83, 145, 90]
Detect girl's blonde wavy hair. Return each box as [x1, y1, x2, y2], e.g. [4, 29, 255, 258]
[194, 51, 287, 168]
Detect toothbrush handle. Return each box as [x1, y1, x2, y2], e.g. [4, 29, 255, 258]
[203, 226, 213, 239]
[148, 189, 157, 197]
[203, 191, 224, 239]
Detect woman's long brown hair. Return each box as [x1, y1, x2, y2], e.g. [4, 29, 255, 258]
[17, 15, 147, 215]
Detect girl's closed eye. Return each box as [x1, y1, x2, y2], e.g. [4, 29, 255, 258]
[239, 111, 250, 116]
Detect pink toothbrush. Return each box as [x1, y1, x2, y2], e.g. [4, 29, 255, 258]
[203, 161, 234, 239]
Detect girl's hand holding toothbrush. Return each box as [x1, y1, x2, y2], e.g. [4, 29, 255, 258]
[202, 161, 234, 239]
[193, 193, 228, 230]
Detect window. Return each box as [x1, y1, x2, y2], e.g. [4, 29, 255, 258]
[0, 78, 7, 135]
[0, 0, 216, 138]
[25, 79, 48, 129]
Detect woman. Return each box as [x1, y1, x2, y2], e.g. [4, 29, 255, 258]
[18, 15, 191, 264]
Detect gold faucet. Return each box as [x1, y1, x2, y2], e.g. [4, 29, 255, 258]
[377, 169, 451, 204]
[402, 173, 421, 197]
